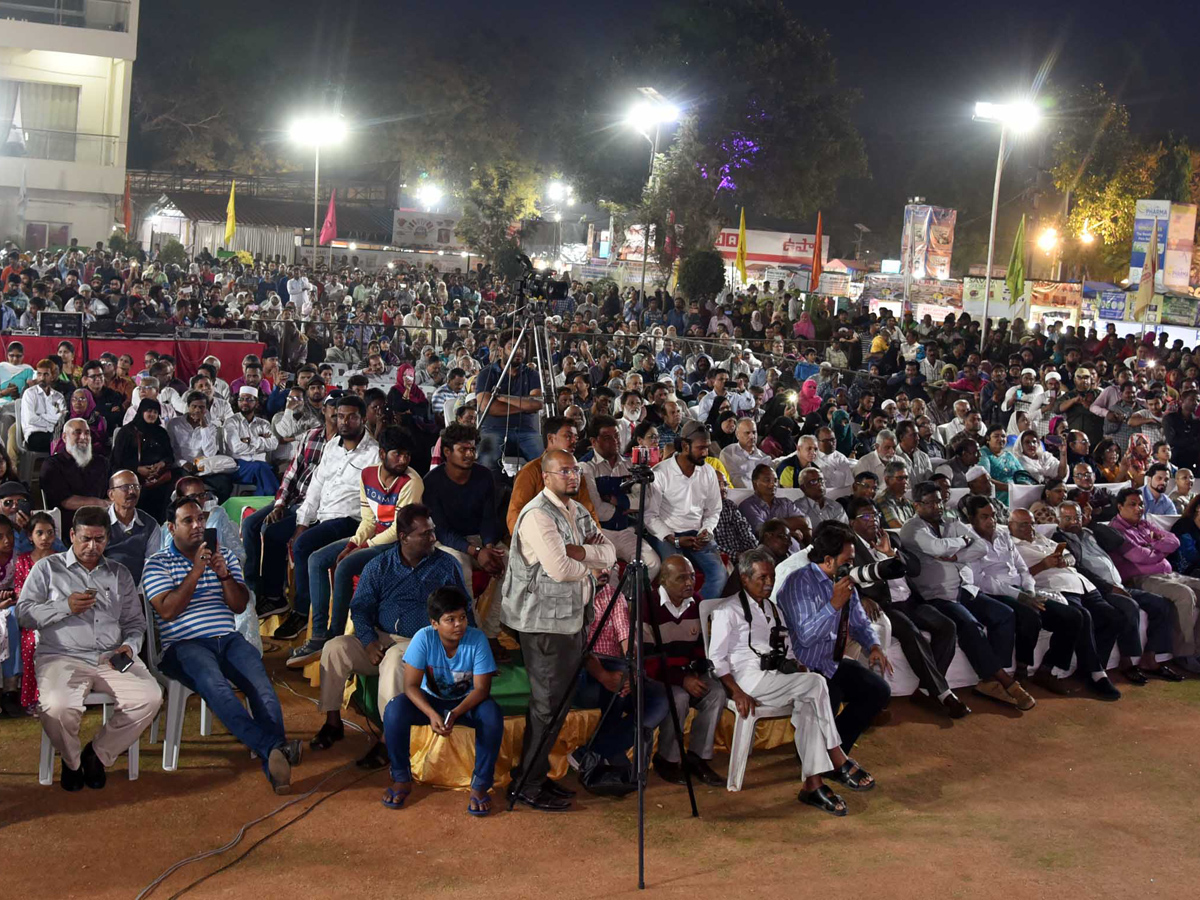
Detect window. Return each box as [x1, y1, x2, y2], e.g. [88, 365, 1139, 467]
[23, 222, 72, 251]
[1, 80, 81, 161]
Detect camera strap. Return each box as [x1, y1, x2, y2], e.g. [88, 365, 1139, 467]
[737, 590, 783, 660]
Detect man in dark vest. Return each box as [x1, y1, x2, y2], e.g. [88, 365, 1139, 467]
[103, 470, 161, 581]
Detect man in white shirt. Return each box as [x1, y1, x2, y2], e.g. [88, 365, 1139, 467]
[286, 265, 313, 318]
[795, 466, 849, 527]
[894, 420, 933, 484]
[695, 370, 753, 419]
[580, 415, 661, 579]
[644, 420, 725, 599]
[899, 483, 1035, 710]
[815, 429, 854, 491]
[272, 394, 378, 642]
[223, 386, 280, 496]
[852, 429, 898, 484]
[20, 359, 67, 451]
[719, 417, 771, 488]
[708, 548, 857, 814]
[203, 355, 231, 399]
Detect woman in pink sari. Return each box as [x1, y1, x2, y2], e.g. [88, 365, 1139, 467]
[797, 378, 822, 416]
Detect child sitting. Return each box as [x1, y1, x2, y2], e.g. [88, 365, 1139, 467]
[381, 586, 503, 816]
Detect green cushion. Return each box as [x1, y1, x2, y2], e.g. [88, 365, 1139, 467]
[352, 661, 538, 724]
[222, 495, 273, 523]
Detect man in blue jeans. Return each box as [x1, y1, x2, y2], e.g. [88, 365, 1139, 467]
[475, 328, 544, 473]
[271, 394, 378, 641]
[381, 586, 503, 816]
[144, 496, 301, 794]
[643, 420, 727, 599]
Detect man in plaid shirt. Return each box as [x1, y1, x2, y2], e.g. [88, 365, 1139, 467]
[241, 394, 339, 616]
[571, 567, 668, 782]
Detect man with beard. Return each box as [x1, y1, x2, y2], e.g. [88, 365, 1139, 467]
[41, 418, 110, 533]
[224, 386, 280, 496]
[475, 329, 545, 473]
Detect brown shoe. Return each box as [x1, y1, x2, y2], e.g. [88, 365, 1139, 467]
[1006, 681, 1037, 711]
[972, 679, 1018, 707]
[1029, 667, 1073, 695]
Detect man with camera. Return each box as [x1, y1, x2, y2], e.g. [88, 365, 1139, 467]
[845, 496, 970, 718]
[501, 449, 616, 811]
[710, 547, 872, 816]
[644, 421, 726, 599]
[774, 521, 892, 758]
[475, 328, 545, 473]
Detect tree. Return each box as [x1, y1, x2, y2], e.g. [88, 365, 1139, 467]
[677, 248, 726, 298]
[1154, 134, 1193, 203]
[158, 239, 188, 267]
[454, 160, 541, 272]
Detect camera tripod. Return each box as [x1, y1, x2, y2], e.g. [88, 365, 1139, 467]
[505, 473, 699, 890]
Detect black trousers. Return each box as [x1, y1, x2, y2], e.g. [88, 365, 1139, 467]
[995, 595, 1081, 670]
[25, 431, 52, 452]
[1076, 590, 1129, 670]
[1061, 592, 1107, 677]
[824, 658, 890, 754]
[884, 599, 954, 698]
[512, 629, 584, 793]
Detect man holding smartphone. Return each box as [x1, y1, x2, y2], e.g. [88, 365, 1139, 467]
[17, 506, 162, 791]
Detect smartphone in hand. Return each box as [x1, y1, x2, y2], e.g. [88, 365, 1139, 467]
[204, 527, 219, 550]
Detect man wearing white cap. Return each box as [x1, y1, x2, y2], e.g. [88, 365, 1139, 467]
[956, 463, 1010, 525]
[1002, 368, 1044, 431]
[224, 387, 280, 495]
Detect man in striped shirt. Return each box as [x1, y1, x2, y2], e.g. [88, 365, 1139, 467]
[144, 496, 300, 794]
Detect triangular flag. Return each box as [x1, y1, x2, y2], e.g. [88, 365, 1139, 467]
[224, 180, 236, 246]
[319, 189, 338, 245]
[123, 173, 132, 233]
[735, 207, 748, 284]
[1005, 214, 1026, 304]
[17, 164, 27, 218]
[5, 86, 25, 152]
[811, 211, 824, 289]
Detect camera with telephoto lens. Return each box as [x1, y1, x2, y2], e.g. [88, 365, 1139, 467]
[759, 624, 802, 675]
[836, 557, 907, 587]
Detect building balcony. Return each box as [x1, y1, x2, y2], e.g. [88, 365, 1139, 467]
[0, 0, 130, 32]
[2, 127, 120, 166]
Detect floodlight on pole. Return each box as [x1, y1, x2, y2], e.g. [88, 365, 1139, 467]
[626, 87, 681, 310]
[289, 112, 348, 273]
[548, 181, 567, 202]
[416, 183, 443, 210]
[1036, 227, 1058, 253]
[972, 96, 1042, 351]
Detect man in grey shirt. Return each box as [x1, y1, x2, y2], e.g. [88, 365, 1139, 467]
[17, 505, 162, 791]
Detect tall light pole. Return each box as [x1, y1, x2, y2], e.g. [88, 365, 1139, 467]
[626, 88, 680, 305]
[972, 100, 1040, 350]
[289, 114, 347, 272]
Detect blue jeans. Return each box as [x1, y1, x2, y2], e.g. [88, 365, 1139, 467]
[383, 692, 505, 791]
[242, 502, 284, 592]
[160, 633, 286, 773]
[646, 533, 727, 599]
[292, 517, 359, 619]
[307, 540, 388, 642]
[2, 608, 21, 678]
[575, 658, 669, 764]
[234, 459, 280, 496]
[477, 425, 543, 473]
[256, 509, 299, 597]
[928, 589, 1016, 679]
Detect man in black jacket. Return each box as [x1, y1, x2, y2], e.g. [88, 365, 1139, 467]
[81, 359, 127, 435]
[1053, 500, 1184, 685]
[1165, 389, 1200, 471]
[846, 496, 970, 718]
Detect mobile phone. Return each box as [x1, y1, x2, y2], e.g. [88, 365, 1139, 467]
[204, 527, 219, 550]
[110, 651, 134, 673]
[443, 710, 454, 726]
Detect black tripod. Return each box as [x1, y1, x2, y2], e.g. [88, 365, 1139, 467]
[505, 472, 699, 889]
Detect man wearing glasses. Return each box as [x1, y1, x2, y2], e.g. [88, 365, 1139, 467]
[501, 449, 616, 812]
[104, 471, 161, 582]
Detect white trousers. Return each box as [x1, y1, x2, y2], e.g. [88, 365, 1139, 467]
[740, 668, 842, 778]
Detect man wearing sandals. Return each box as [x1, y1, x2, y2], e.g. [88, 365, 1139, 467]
[709, 547, 873, 816]
[775, 522, 892, 764]
[380, 586, 503, 817]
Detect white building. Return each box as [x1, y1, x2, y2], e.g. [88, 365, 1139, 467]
[0, 0, 139, 250]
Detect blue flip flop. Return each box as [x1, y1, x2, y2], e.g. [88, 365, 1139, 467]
[467, 793, 492, 817]
[381, 786, 411, 809]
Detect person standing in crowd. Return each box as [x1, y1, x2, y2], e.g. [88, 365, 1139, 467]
[18, 506, 162, 790]
[643, 421, 726, 600]
[501, 449, 616, 811]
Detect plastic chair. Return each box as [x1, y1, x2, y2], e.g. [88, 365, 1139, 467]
[14, 393, 50, 485]
[696, 597, 793, 792]
[39, 692, 139, 785]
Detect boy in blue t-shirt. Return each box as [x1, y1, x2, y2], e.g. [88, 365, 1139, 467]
[381, 586, 503, 815]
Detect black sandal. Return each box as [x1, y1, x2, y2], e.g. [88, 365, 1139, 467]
[309, 723, 344, 750]
[799, 784, 847, 816]
[356, 742, 389, 770]
[829, 758, 876, 792]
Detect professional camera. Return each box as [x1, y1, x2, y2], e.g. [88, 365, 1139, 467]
[759, 624, 802, 675]
[836, 557, 906, 588]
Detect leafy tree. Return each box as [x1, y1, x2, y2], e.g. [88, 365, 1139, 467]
[1153, 134, 1193, 203]
[677, 248, 726, 298]
[158, 239, 188, 267]
[455, 160, 541, 269]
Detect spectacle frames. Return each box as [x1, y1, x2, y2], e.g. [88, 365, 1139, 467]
[547, 467, 582, 478]
[111, 484, 141, 494]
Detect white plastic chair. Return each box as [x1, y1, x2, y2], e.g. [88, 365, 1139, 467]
[39, 692, 139, 785]
[697, 597, 793, 792]
[14, 393, 50, 484]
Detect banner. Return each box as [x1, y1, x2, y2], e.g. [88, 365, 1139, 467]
[1030, 306, 1078, 328]
[1026, 281, 1082, 309]
[1129, 199, 1170, 286]
[816, 271, 850, 296]
[1159, 293, 1198, 326]
[900, 204, 957, 280]
[908, 279, 963, 308]
[392, 210, 467, 253]
[862, 274, 905, 302]
[914, 303, 959, 324]
[962, 276, 1023, 319]
[715, 227, 829, 268]
[1165, 203, 1198, 291]
[1096, 289, 1127, 321]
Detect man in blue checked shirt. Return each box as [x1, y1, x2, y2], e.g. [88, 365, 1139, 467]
[775, 520, 892, 760]
[310, 503, 470, 770]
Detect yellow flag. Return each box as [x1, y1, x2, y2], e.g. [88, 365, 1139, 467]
[224, 180, 236, 246]
[735, 206, 748, 284]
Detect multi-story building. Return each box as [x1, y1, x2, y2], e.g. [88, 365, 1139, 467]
[0, 0, 138, 250]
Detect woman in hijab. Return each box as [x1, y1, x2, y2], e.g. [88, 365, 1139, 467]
[712, 409, 739, 449]
[50, 388, 107, 455]
[830, 407, 855, 456]
[387, 362, 435, 470]
[794, 310, 816, 341]
[797, 378, 822, 416]
[111, 398, 175, 521]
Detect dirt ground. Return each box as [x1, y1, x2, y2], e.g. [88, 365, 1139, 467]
[3, 658, 1199, 900]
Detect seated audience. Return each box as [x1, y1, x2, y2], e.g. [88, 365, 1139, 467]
[719, 417, 772, 488]
[875, 460, 916, 529]
[20, 358, 67, 451]
[223, 386, 280, 495]
[110, 399, 175, 521]
[104, 470, 162, 581]
[41, 418, 110, 534]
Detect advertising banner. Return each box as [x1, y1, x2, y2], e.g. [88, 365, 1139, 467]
[1159, 293, 1198, 326]
[1026, 281, 1082, 309]
[962, 276, 1023, 319]
[391, 210, 467, 253]
[908, 279, 963, 307]
[1096, 289, 1127, 320]
[863, 274, 905, 301]
[817, 271, 850, 296]
[1165, 203, 1198, 291]
[1129, 199, 1171, 286]
[1030, 306, 1078, 328]
[914, 302, 958, 324]
[900, 205, 957, 280]
[714, 228, 829, 268]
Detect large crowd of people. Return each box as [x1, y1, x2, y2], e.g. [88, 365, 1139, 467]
[4, 239, 1200, 818]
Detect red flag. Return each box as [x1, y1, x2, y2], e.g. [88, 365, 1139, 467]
[810, 211, 823, 290]
[318, 189, 338, 245]
[123, 173, 132, 233]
